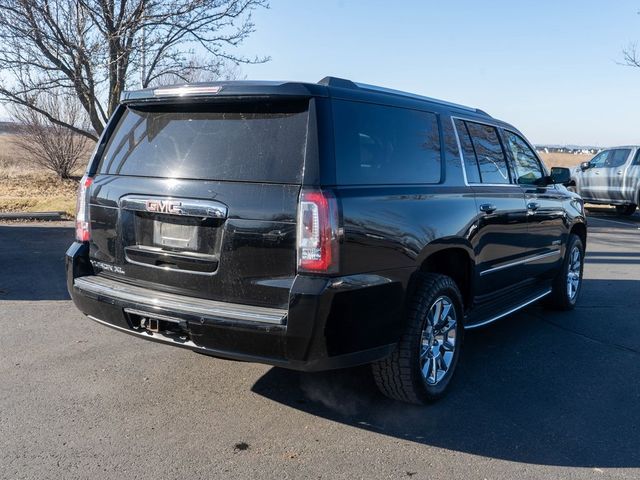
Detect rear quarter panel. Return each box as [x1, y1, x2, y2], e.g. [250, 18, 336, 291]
[336, 185, 478, 274]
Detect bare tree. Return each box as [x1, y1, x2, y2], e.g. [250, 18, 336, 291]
[0, 0, 269, 141]
[622, 10, 640, 68]
[151, 56, 246, 86]
[623, 44, 640, 68]
[11, 93, 92, 179]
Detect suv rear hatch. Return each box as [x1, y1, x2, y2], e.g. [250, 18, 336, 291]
[86, 98, 312, 309]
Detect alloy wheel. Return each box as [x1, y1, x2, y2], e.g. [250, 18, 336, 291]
[419, 296, 457, 386]
[566, 246, 582, 301]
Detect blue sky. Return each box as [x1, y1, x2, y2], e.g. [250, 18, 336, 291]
[235, 0, 640, 146]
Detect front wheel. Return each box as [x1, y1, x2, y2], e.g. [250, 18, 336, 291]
[546, 234, 584, 310]
[615, 204, 637, 216]
[372, 273, 464, 404]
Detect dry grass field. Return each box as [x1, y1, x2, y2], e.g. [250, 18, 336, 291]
[538, 152, 594, 169]
[0, 133, 596, 219]
[0, 134, 85, 217]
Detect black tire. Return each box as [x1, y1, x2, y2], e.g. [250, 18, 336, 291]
[546, 234, 584, 311]
[372, 273, 464, 404]
[615, 204, 637, 216]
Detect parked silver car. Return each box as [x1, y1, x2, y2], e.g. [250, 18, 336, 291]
[571, 146, 640, 215]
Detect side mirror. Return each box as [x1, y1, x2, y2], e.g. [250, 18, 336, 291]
[550, 167, 571, 185]
[580, 161, 592, 171]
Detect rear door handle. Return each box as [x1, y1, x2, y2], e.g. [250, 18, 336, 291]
[527, 202, 540, 211]
[617, 171, 623, 175]
[479, 203, 497, 214]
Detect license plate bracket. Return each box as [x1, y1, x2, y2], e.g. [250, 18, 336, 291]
[153, 220, 199, 250]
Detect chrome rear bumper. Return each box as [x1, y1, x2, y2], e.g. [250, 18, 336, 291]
[73, 275, 287, 325]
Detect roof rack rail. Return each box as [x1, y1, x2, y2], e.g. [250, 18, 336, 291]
[316, 76, 490, 117]
[355, 82, 488, 115]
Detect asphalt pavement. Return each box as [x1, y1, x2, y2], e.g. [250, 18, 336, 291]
[0, 212, 639, 480]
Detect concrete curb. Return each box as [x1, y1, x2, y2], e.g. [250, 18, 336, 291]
[0, 211, 67, 221]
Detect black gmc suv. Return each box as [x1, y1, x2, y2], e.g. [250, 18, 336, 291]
[66, 77, 586, 404]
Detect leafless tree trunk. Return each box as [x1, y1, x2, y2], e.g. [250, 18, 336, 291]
[11, 93, 92, 179]
[0, 0, 269, 141]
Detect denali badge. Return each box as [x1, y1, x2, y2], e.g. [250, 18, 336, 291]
[145, 200, 183, 215]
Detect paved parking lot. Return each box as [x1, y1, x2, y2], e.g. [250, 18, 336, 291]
[1, 211, 639, 480]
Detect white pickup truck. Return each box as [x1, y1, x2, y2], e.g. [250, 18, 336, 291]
[571, 146, 640, 215]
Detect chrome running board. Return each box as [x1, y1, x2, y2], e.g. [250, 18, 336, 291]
[465, 289, 552, 330]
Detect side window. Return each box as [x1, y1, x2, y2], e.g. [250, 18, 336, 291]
[465, 121, 511, 184]
[503, 131, 545, 185]
[606, 149, 631, 168]
[333, 100, 442, 185]
[589, 151, 608, 168]
[634, 150, 640, 166]
[454, 119, 481, 183]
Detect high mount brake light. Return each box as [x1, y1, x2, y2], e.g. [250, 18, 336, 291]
[153, 86, 222, 97]
[75, 175, 93, 242]
[297, 190, 339, 274]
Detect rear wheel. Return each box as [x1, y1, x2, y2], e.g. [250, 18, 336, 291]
[546, 234, 584, 310]
[615, 204, 637, 216]
[372, 273, 464, 404]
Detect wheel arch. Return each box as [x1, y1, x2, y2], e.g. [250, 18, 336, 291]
[569, 221, 587, 250]
[411, 240, 476, 311]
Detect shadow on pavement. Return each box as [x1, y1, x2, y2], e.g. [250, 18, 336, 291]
[252, 278, 640, 468]
[0, 224, 73, 300]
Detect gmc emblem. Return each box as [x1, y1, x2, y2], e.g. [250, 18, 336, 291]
[145, 200, 182, 215]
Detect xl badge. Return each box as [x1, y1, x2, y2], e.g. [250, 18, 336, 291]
[145, 199, 182, 215]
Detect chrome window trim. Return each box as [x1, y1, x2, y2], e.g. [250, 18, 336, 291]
[450, 115, 517, 188]
[480, 250, 561, 276]
[74, 275, 287, 325]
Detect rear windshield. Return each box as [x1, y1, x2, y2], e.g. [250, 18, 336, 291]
[96, 100, 309, 183]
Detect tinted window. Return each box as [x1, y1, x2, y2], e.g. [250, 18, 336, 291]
[454, 119, 481, 183]
[333, 100, 441, 185]
[504, 131, 545, 185]
[97, 101, 309, 183]
[589, 149, 631, 169]
[634, 150, 640, 166]
[606, 149, 631, 168]
[465, 122, 511, 184]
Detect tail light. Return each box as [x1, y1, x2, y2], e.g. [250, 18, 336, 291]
[297, 189, 340, 274]
[75, 175, 93, 242]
